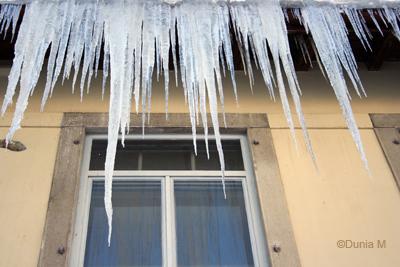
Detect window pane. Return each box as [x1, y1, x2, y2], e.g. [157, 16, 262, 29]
[89, 139, 244, 171]
[141, 150, 192, 170]
[174, 181, 254, 267]
[90, 140, 139, 170]
[84, 181, 162, 267]
[194, 141, 244, 170]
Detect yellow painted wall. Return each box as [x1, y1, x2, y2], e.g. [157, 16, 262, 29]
[0, 62, 399, 267]
[0, 127, 60, 267]
[272, 129, 400, 267]
[1, 63, 400, 115]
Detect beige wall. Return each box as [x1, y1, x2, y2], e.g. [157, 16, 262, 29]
[0, 127, 60, 267]
[1, 62, 400, 115]
[273, 129, 400, 267]
[0, 62, 399, 267]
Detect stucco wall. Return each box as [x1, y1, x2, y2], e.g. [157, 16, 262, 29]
[0, 126, 60, 267]
[272, 129, 400, 267]
[1, 63, 400, 115]
[0, 62, 399, 267]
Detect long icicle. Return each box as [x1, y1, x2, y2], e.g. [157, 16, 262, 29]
[301, 5, 369, 171]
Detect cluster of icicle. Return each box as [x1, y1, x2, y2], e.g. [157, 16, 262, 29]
[1, 0, 400, 245]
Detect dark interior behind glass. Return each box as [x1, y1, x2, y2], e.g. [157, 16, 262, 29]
[90, 139, 244, 171]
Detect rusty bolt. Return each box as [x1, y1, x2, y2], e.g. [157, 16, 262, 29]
[57, 246, 65, 255]
[273, 244, 281, 253]
[253, 140, 260, 145]
[73, 140, 80, 145]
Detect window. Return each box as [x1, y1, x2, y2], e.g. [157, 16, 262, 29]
[70, 135, 269, 267]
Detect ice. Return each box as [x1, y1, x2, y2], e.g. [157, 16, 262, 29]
[382, 7, 400, 40]
[174, 1, 227, 168]
[0, 4, 21, 38]
[230, 1, 316, 158]
[2, 0, 389, 244]
[294, 35, 313, 67]
[103, 3, 130, 245]
[367, 9, 384, 36]
[2, 2, 57, 142]
[344, 8, 372, 51]
[301, 5, 369, 170]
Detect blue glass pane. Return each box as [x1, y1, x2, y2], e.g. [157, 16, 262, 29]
[84, 181, 162, 267]
[175, 181, 254, 267]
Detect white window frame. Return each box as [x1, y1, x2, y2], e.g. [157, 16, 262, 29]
[69, 134, 270, 267]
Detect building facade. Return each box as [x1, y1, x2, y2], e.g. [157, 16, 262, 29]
[0, 62, 400, 266]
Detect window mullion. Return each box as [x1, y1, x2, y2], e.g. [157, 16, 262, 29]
[165, 175, 177, 267]
[138, 152, 143, 170]
[190, 152, 196, 170]
[162, 178, 167, 267]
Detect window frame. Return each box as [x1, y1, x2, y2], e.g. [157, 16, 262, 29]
[38, 113, 301, 267]
[70, 134, 269, 267]
[370, 113, 400, 190]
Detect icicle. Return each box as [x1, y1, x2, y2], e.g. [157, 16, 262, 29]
[80, 4, 101, 95]
[295, 35, 313, 67]
[42, 1, 71, 111]
[382, 7, 400, 40]
[367, 9, 384, 36]
[311, 39, 327, 79]
[2, 2, 57, 142]
[218, 4, 238, 102]
[301, 5, 369, 171]
[49, 0, 75, 99]
[174, 1, 231, 194]
[343, 8, 371, 51]
[103, 1, 132, 246]
[230, 1, 316, 159]
[0, 4, 21, 38]
[62, 3, 85, 90]
[160, 4, 171, 116]
[102, 38, 110, 100]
